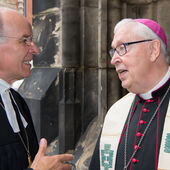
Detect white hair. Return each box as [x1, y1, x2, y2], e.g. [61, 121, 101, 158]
[114, 18, 169, 63]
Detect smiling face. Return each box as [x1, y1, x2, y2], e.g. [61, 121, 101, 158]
[0, 9, 39, 84]
[111, 22, 156, 94]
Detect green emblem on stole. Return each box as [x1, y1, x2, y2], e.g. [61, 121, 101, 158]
[164, 133, 170, 153]
[101, 144, 114, 170]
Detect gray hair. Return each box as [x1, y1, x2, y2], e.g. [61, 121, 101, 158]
[114, 18, 169, 63]
[0, 7, 17, 43]
[0, 8, 6, 43]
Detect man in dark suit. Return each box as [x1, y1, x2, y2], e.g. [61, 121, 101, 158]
[0, 7, 74, 170]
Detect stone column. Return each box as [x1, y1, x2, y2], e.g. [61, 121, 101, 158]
[58, 0, 81, 153]
[98, 0, 108, 124]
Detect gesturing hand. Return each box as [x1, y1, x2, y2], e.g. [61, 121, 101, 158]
[31, 138, 74, 170]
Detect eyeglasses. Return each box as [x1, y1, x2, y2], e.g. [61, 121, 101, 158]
[109, 39, 153, 58]
[0, 35, 33, 46]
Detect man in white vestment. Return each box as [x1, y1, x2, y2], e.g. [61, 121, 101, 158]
[89, 18, 170, 170]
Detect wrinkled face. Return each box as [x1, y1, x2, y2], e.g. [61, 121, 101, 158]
[110, 22, 154, 94]
[0, 11, 39, 84]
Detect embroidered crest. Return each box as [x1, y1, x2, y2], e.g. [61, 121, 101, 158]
[164, 133, 170, 153]
[101, 144, 114, 170]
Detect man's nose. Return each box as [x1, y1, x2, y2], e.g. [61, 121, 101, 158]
[29, 42, 39, 54]
[110, 52, 121, 65]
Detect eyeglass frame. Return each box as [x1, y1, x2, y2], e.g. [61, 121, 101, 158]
[0, 35, 33, 46]
[109, 39, 153, 58]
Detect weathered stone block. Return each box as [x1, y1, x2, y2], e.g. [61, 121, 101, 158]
[61, 0, 80, 7]
[157, 0, 170, 57]
[107, 69, 122, 109]
[84, 7, 98, 67]
[61, 7, 80, 67]
[84, 0, 98, 8]
[124, 0, 153, 5]
[33, 0, 60, 14]
[33, 10, 61, 67]
[84, 68, 98, 127]
[58, 68, 82, 153]
[126, 4, 153, 18]
[19, 68, 61, 143]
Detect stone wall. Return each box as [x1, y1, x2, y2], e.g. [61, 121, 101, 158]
[0, 0, 24, 14]
[1, 0, 170, 169]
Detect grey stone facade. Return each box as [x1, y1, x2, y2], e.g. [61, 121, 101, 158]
[1, 0, 170, 169]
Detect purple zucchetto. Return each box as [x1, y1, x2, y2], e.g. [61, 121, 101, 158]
[134, 18, 167, 49]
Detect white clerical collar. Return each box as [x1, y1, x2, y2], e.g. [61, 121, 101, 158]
[0, 78, 27, 133]
[139, 66, 170, 100]
[0, 79, 11, 93]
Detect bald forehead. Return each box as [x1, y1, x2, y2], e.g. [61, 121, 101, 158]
[0, 7, 31, 35]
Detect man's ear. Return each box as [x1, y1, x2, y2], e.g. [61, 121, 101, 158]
[150, 39, 161, 62]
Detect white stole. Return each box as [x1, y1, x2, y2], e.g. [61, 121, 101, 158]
[158, 100, 170, 170]
[100, 93, 170, 170]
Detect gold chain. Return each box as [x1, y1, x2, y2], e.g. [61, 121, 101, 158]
[0, 101, 32, 168]
[0, 102, 4, 110]
[18, 129, 32, 167]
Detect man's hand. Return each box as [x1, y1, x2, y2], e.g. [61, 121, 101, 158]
[31, 138, 74, 170]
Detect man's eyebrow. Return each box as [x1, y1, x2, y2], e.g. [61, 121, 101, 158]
[22, 34, 32, 38]
[111, 41, 124, 48]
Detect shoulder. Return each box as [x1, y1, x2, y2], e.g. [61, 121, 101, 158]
[10, 88, 32, 119]
[10, 88, 24, 100]
[10, 88, 27, 106]
[105, 93, 136, 119]
[109, 93, 135, 110]
[101, 93, 136, 133]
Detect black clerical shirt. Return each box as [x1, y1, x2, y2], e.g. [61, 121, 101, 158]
[0, 89, 38, 170]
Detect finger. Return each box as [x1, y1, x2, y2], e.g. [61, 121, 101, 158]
[36, 138, 47, 157]
[61, 163, 73, 170]
[31, 138, 48, 169]
[56, 154, 74, 162]
[63, 161, 76, 169]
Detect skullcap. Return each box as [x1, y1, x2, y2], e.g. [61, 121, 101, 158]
[134, 18, 167, 48]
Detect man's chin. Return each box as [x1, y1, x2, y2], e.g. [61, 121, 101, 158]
[22, 72, 31, 79]
[121, 81, 127, 88]
[121, 81, 130, 91]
